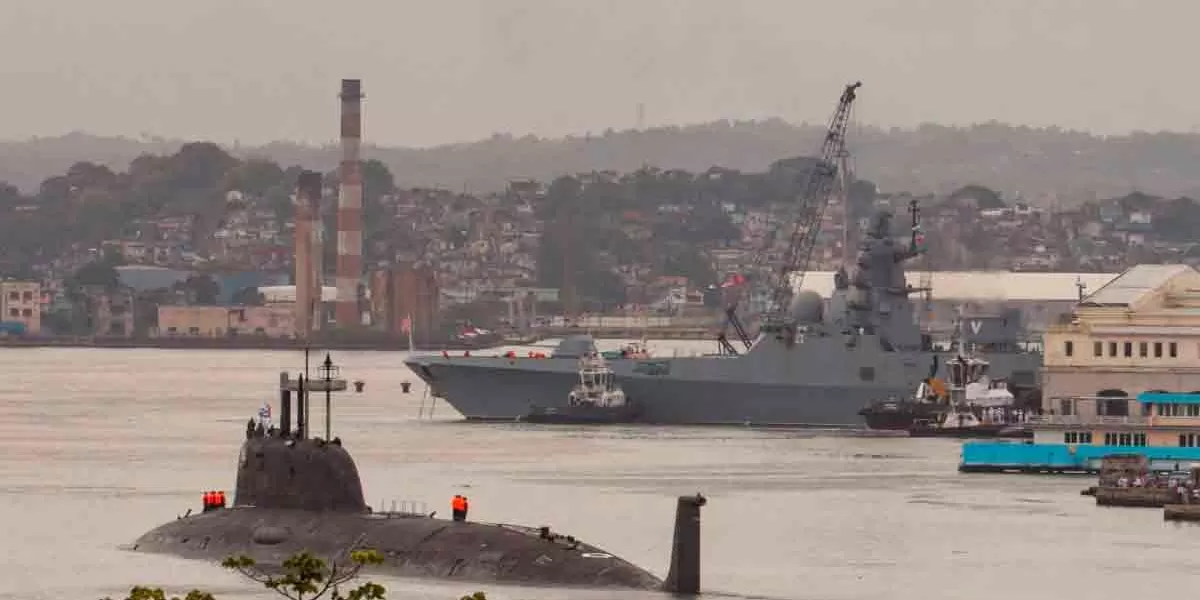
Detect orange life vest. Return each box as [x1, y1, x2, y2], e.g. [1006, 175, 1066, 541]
[452, 496, 465, 511]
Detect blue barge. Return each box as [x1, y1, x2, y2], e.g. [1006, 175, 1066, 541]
[959, 392, 1200, 474]
[960, 442, 1200, 474]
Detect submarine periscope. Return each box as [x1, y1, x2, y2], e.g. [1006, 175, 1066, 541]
[131, 359, 708, 594]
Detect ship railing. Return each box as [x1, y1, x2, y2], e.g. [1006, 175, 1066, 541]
[372, 499, 430, 518]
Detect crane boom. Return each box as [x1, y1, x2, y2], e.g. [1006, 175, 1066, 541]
[716, 81, 861, 355]
[768, 81, 861, 315]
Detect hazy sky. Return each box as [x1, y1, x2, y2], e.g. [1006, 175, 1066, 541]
[3, 0, 1194, 146]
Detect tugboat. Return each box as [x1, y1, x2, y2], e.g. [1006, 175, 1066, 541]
[859, 356, 947, 430]
[523, 353, 641, 424]
[907, 354, 1031, 439]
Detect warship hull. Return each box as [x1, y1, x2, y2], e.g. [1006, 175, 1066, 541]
[406, 344, 1040, 427]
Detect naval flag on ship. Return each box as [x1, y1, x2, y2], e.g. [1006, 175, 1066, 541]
[911, 224, 927, 252]
[720, 273, 747, 288]
[258, 402, 272, 428]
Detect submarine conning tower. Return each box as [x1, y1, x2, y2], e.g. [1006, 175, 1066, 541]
[234, 365, 366, 513]
[233, 435, 368, 512]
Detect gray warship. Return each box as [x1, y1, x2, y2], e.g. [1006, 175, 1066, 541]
[404, 209, 1042, 427]
[405, 81, 1041, 426]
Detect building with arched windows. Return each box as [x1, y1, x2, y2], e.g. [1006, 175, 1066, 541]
[1042, 264, 1200, 419]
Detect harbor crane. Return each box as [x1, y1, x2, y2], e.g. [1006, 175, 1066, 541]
[717, 81, 862, 355]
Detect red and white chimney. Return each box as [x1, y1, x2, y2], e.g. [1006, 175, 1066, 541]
[335, 79, 364, 326]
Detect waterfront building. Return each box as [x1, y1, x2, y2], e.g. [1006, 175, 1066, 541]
[156, 305, 296, 338]
[1041, 264, 1200, 419]
[0, 280, 41, 334]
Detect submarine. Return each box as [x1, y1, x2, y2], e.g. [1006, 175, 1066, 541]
[131, 364, 707, 593]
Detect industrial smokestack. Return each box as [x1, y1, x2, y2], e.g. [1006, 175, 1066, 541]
[294, 170, 324, 339]
[336, 79, 364, 327]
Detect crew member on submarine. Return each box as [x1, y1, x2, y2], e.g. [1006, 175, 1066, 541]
[451, 494, 470, 521]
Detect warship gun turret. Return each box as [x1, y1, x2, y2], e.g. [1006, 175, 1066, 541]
[131, 360, 707, 592]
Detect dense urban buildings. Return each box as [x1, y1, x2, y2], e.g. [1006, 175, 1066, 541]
[5, 134, 1200, 342]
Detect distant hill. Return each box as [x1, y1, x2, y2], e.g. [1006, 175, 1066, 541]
[7, 121, 1200, 203]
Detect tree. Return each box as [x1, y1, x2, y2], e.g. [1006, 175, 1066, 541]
[231, 286, 265, 306]
[104, 587, 214, 600]
[178, 274, 220, 305]
[948, 185, 1004, 209]
[222, 550, 386, 600]
[103, 550, 393, 600]
[72, 259, 121, 290]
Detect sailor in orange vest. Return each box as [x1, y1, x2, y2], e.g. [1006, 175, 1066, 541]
[217, 490, 226, 508]
[202, 491, 214, 512]
[461, 496, 469, 521]
[451, 494, 466, 521]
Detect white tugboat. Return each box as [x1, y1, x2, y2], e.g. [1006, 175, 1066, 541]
[523, 353, 642, 424]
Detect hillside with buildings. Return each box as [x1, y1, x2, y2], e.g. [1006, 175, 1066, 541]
[3, 139, 1200, 345]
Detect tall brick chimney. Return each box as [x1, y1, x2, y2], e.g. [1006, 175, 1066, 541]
[335, 79, 364, 327]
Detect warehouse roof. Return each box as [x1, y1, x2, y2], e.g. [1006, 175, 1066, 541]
[794, 271, 1121, 302]
[1078, 264, 1196, 308]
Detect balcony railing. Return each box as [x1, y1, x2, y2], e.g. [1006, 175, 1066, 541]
[1029, 414, 1149, 426]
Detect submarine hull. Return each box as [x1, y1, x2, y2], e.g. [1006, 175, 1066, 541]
[133, 508, 662, 591]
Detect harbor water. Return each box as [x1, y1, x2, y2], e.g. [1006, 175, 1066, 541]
[2, 342, 1200, 600]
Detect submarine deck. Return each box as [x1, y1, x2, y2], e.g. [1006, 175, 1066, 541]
[132, 507, 662, 591]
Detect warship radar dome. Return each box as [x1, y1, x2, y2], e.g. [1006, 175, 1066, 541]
[131, 354, 708, 593]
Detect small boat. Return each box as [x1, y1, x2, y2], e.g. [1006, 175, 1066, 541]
[859, 380, 947, 430]
[1091, 455, 1197, 508]
[522, 354, 640, 424]
[859, 356, 947, 430]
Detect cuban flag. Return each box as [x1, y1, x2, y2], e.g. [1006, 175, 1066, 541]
[258, 402, 272, 426]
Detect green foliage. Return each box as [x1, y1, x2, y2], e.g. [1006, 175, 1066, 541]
[71, 260, 121, 290]
[102, 585, 214, 600]
[221, 549, 386, 600]
[177, 274, 221, 305]
[231, 286, 266, 306]
[948, 185, 1004, 209]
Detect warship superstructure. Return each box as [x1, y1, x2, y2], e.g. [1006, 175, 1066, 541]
[404, 82, 1042, 427]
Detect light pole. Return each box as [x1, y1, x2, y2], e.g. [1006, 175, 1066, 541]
[318, 352, 339, 440]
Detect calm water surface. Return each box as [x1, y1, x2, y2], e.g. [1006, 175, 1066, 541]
[1, 342, 1198, 600]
